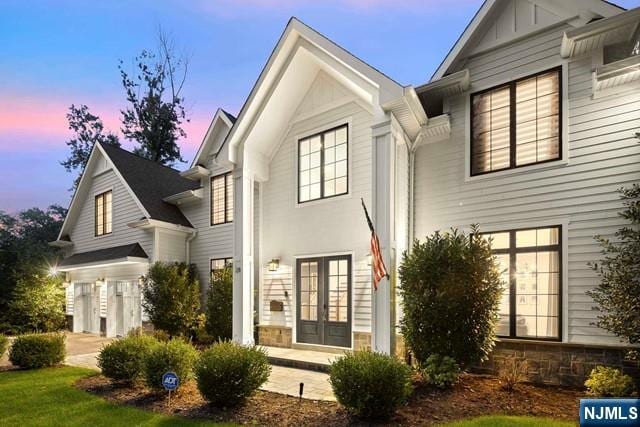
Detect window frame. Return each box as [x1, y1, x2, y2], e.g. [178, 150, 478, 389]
[483, 225, 563, 342]
[470, 66, 563, 177]
[297, 124, 349, 204]
[210, 257, 233, 281]
[94, 190, 112, 237]
[210, 172, 233, 226]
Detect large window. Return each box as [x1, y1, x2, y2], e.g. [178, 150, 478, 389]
[211, 172, 233, 225]
[471, 68, 561, 176]
[298, 124, 348, 203]
[484, 226, 561, 340]
[94, 190, 112, 236]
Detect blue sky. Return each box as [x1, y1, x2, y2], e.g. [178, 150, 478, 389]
[1, 0, 638, 213]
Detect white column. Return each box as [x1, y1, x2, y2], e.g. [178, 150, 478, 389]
[232, 169, 255, 345]
[371, 121, 396, 355]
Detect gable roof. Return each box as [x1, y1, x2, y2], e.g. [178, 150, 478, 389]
[58, 243, 148, 269]
[190, 108, 236, 168]
[431, 0, 625, 81]
[98, 142, 199, 227]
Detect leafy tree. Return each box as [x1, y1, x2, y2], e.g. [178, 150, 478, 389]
[8, 273, 66, 333]
[141, 262, 200, 337]
[119, 31, 189, 166]
[205, 265, 233, 341]
[61, 104, 120, 190]
[398, 225, 503, 369]
[588, 184, 640, 344]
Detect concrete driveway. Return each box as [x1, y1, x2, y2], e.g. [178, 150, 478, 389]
[64, 333, 113, 369]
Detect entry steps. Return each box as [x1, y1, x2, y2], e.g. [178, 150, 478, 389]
[262, 345, 349, 373]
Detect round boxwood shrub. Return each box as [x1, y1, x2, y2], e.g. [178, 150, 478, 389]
[143, 338, 198, 391]
[329, 351, 412, 420]
[98, 335, 159, 383]
[585, 366, 637, 397]
[195, 341, 271, 407]
[0, 335, 8, 358]
[9, 333, 65, 369]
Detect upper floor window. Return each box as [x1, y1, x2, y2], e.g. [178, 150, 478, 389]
[471, 68, 561, 176]
[211, 172, 233, 225]
[94, 190, 112, 236]
[483, 226, 562, 340]
[298, 124, 348, 203]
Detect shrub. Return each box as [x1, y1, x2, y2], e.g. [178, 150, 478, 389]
[9, 333, 65, 369]
[152, 329, 171, 343]
[497, 356, 529, 391]
[98, 335, 159, 383]
[141, 262, 201, 337]
[143, 338, 198, 391]
[585, 366, 637, 397]
[0, 335, 8, 358]
[8, 273, 66, 333]
[422, 354, 460, 388]
[329, 351, 412, 420]
[195, 341, 271, 407]
[205, 266, 233, 341]
[399, 226, 503, 369]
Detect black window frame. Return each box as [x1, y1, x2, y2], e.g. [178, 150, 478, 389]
[210, 257, 233, 281]
[94, 190, 112, 237]
[297, 124, 349, 204]
[470, 66, 563, 177]
[484, 225, 562, 342]
[210, 172, 233, 226]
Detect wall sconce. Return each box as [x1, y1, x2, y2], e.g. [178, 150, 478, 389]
[268, 258, 280, 272]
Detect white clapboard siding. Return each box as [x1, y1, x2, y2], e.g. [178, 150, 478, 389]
[65, 285, 74, 315]
[414, 24, 640, 346]
[156, 230, 187, 263]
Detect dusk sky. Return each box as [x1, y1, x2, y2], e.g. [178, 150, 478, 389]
[2, 0, 638, 213]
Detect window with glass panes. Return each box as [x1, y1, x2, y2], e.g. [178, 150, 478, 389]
[210, 257, 232, 280]
[211, 173, 233, 225]
[298, 124, 348, 203]
[94, 190, 112, 236]
[471, 68, 561, 175]
[483, 226, 561, 340]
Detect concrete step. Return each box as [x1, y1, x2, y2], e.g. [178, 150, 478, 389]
[262, 346, 346, 373]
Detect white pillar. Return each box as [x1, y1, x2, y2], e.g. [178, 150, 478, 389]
[371, 120, 396, 355]
[232, 169, 255, 345]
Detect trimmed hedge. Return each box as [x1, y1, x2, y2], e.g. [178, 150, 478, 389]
[143, 338, 198, 391]
[98, 335, 159, 383]
[0, 335, 8, 358]
[195, 341, 271, 407]
[9, 333, 65, 369]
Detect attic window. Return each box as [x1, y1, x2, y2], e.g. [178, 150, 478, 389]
[95, 190, 112, 236]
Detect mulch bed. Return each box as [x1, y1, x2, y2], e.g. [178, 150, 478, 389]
[76, 373, 582, 426]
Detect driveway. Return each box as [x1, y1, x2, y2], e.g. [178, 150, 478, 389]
[64, 333, 113, 369]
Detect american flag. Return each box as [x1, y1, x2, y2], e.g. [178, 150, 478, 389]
[361, 198, 389, 291]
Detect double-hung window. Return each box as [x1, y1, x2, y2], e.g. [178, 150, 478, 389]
[211, 172, 233, 225]
[210, 257, 232, 282]
[471, 67, 561, 176]
[484, 226, 562, 340]
[298, 124, 348, 203]
[95, 190, 112, 236]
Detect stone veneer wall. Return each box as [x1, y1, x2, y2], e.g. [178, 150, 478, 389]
[258, 325, 292, 348]
[353, 332, 408, 361]
[474, 340, 640, 387]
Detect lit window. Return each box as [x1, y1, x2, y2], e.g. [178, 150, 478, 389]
[210, 257, 232, 281]
[483, 226, 561, 340]
[211, 173, 233, 225]
[471, 68, 561, 175]
[95, 190, 112, 236]
[298, 125, 348, 203]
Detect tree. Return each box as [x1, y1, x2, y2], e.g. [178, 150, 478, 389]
[119, 31, 189, 166]
[8, 273, 66, 333]
[141, 262, 200, 337]
[61, 104, 120, 190]
[398, 226, 503, 369]
[205, 266, 233, 341]
[588, 184, 640, 345]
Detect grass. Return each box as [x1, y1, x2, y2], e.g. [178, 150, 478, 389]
[0, 367, 233, 426]
[442, 415, 576, 427]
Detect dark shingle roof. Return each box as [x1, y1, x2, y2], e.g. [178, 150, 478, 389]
[59, 243, 148, 267]
[99, 142, 199, 227]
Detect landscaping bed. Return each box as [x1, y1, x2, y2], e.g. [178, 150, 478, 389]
[77, 372, 582, 426]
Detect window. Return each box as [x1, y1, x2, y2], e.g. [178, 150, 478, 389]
[211, 173, 233, 225]
[210, 257, 232, 281]
[94, 190, 112, 236]
[483, 226, 561, 340]
[298, 124, 348, 203]
[471, 68, 561, 176]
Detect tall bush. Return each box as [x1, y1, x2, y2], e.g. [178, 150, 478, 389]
[141, 262, 200, 337]
[8, 273, 66, 333]
[398, 226, 503, 369]
[205, 266, 233, 341]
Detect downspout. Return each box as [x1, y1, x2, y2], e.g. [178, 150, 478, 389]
[406, 132, 422, 253]
[186, 230, 198, 264]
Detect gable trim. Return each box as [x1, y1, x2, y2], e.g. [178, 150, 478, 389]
[190, 108, 235, 168]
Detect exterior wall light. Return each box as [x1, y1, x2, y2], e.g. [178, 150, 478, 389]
[268, 258, 280, 272]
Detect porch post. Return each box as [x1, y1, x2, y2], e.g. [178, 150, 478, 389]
[371, 120, 396, 355]
[232, 168, 255, 345]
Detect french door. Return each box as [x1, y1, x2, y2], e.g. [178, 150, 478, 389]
[296, 255, 351, 348]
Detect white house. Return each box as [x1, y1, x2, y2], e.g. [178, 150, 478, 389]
[52, 0, 640, 384]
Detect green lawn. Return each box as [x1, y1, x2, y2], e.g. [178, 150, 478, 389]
[0, 367, 232, 426]
[442, 415, 576, 427]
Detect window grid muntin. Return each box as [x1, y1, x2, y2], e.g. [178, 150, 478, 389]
[94, 190, 112, 237]
[298, 124, 348, 203]
[471, 67, 562, 176]
[211, 172, 233, 225]
[299, 261, 319, 321]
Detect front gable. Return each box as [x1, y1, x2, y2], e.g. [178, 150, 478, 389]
[292, 71, 357, 122]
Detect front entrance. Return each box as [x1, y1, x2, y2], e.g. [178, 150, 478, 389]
[296, 255, 351, 348]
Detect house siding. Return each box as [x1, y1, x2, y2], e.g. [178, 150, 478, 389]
[413, 25, 640, 346]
